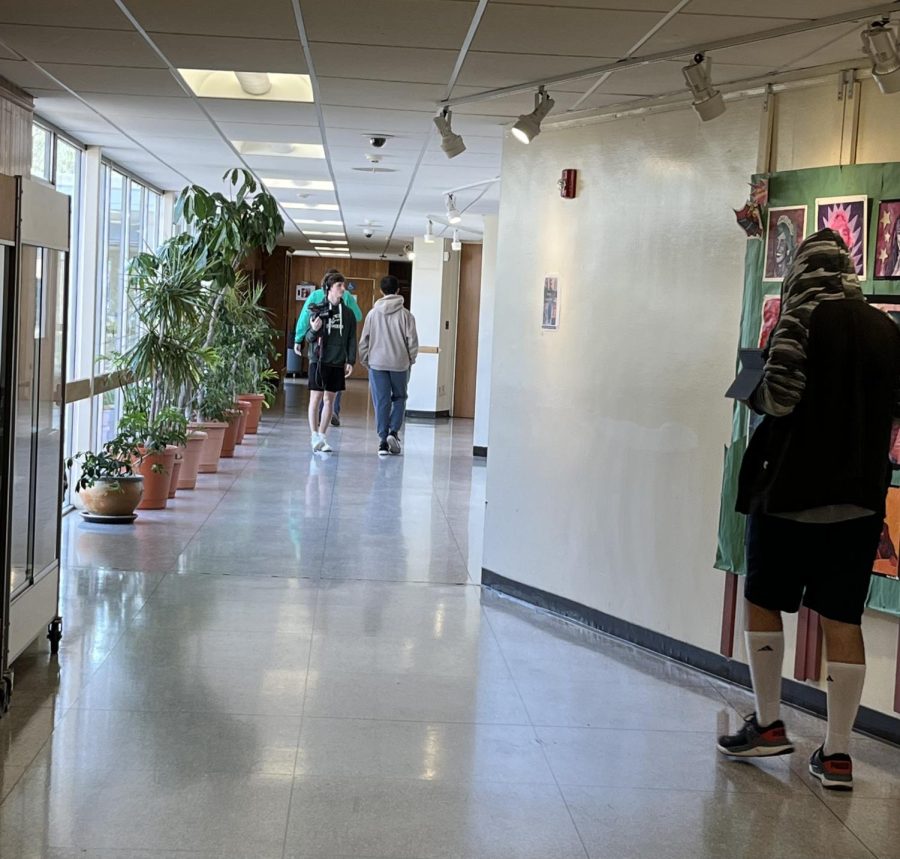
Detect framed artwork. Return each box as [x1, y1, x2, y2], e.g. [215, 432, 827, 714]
[542, 275, 559, 330]
[874, 200, 900, 279]
[763, 206, 806, 282]
[296, 284, 313, 301]
[815, 195, 868, 279]
[759, 295, 781, 348]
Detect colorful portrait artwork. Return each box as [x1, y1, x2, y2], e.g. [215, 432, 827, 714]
[874, 200, 900, 279]
[542, 276, 559, 330]
[815, 196, 868, 279]
[759, 295, 782, 348]
[875, 488, 900, 578]
[763, 206, 806, 282]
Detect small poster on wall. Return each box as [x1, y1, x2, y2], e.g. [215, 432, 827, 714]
[815, 195, 868, 279]
[542, 275, 559, 330]
[296, 284, 313, 302]
[874, 200, 900, 279]
[759, 294, 782, 348]
[763, 206, 806, 282]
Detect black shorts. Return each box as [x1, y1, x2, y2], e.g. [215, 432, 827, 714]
[744, 512, 882, 625]
[308, 362, 346, 393]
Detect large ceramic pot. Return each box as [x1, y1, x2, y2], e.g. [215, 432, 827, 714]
[136, 446, 177, 509]
[178, 430, 207, 490]
[79, 475, 144, 518]
[234, 400, 251, 445]
[191, 421, 228, 473]
[237, 393, 265, 434]
[220, 409, 242, 458]
[167, 454, 183, 499]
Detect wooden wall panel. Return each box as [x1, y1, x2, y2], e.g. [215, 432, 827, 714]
[0, 78, 34, 177]
[261, 247, 292, 374]
[453, 243, 482, 419]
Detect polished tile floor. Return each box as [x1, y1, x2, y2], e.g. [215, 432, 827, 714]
[2, 381, 900, 858]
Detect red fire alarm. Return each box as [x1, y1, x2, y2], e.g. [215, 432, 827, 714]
[559, 168, 577, 198]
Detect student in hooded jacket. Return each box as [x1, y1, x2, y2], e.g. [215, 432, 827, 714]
[358, 275, 418, 456]
[295, 269, 362, 426]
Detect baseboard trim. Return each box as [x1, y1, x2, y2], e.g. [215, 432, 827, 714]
[406, 410, 450, 420]
[481, 568, 900, 746]
[473, 446, 487, 458]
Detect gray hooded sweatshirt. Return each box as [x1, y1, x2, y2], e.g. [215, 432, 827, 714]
[359, 294, 419, 372]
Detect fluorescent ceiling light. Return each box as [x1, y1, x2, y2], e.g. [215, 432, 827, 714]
[304, 230, 345, 236]
[178, 69, 314, 102]
[263, 178, 334, 191]
[292, 219, 343, 226]
[232, 141, 324, 159]
[282, 203, 340, 211]
[310, 240, 348, 245]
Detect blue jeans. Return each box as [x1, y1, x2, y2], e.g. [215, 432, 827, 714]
[369, 369, 408, 440]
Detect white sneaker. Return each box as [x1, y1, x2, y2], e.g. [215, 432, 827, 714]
[312, 433, 325, 451]
[318, 436, 334, 453]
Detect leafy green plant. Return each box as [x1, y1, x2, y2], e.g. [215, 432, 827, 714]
[66, 431, 143, 492]
[119, 389, 188, 453]
[192, 368, 236, 424]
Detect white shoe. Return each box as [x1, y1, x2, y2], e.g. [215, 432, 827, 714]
[318, 436, 333, 453]
[312, 433, 325, 451]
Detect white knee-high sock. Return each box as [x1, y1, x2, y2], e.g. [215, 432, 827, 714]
[745, 631, 785, 726]
[824, 662, 866, 756]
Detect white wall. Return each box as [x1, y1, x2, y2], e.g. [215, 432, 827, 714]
[474, 214, 498, 449]
[408, 237, 459, 414]
[484, 78, 900, 718]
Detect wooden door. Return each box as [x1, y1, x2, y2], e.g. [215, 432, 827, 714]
[453, 243, 482, 418]
[347, 277, 374, 379]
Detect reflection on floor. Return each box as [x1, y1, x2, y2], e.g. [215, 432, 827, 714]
[0, 380, 898, 858]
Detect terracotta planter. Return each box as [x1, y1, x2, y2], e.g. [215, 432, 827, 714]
[191, 421, 227, 473]
[167, 455, 183, 499]
[79, 475, 144, 518]
[220, 409, 242, 458]
[238, 393, 265, 434]
[235, 400, 251, 445]
[178, 430, 207, 490]
[136, 446, 177, 510]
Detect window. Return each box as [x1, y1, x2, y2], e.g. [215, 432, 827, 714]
[30, 123, 52, 181]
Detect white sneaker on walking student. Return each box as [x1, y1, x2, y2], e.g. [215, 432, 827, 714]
[318, 436, 334, 453]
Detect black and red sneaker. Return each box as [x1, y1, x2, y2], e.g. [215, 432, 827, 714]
[809, 746, 853, 790]
[717, 713, 795, 757]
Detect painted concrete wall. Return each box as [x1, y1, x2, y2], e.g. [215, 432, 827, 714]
[483, 77, 900, 718]
[474, 215, 498, 450]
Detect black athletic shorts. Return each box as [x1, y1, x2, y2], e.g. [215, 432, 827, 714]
[744, 512, 882, 625]
[308, 362, 346, 393]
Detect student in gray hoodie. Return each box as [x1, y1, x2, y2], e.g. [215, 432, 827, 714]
[359, 275, 419, 456]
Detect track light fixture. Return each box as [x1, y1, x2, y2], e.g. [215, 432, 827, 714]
[682, 53, 725, 122]
[445, 194, 462, 224]
[433, 108, 466, 159]
[451, 229, 462, 252]
[424, 219, 435, 243]
[511, 86, 555, 144]
[404, 243, 415, 261]
[862, 19, 900, 94]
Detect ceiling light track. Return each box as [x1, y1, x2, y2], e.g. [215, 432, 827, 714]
[439, 1, 900, 109]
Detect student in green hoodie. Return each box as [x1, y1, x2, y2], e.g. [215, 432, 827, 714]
[294, 269, 362, 426]
[305, 273, 357, 452]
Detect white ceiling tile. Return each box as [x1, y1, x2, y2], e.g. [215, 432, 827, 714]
[202, 99, 320, 125]
[688, 0, 885, 17]
[591, 59, 777, 98]
[318, 78, 448, 111]
[0, 58, 58, 90]
[713, 22, 866, 68]
[128, 0, 300, 40]
[114, 116, 220, 139]
[41, 63, 184, 97]
[471, 6, 662, 57]
[218, 123, 323, 145]
[301, 0, 479, 49]
[641, 11, 806, 53]
[0, 41, 20, 60]
[0, 25, 163, 66]
[81, 93, 207, 120]
[455, 52, 617, 92]
[310, 43, 455, 84]
[0, 1, 132, 29]
[153, 34, 308, 74]
[322, 105, 435, 133]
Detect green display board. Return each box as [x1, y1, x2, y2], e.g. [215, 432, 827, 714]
[716, 162, 900, 616]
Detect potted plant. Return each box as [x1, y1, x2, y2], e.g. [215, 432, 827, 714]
[66, 431, 144, 522]
[191, 373, 233, 473]
[119, 391, 188, 510]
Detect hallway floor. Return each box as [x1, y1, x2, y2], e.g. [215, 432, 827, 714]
[1, 382, 900, 858]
